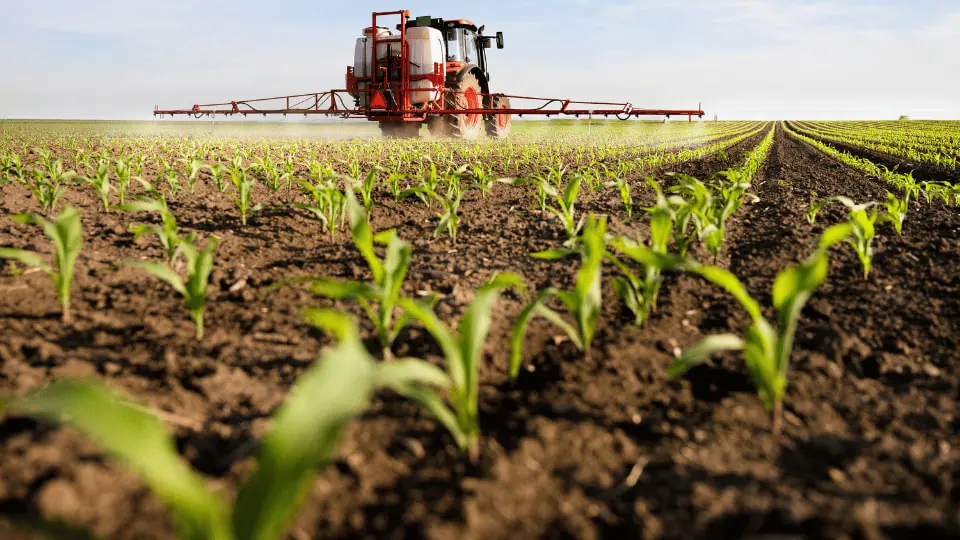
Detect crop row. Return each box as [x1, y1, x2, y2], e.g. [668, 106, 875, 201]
[783, 122, 960, 206]
[789, 120, 960, 169]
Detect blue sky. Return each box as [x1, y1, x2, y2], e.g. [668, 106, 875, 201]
[1, 0, 958, 120]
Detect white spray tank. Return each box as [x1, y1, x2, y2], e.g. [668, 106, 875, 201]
[405, 26, 445, 104]
[351, 26, 392, 107]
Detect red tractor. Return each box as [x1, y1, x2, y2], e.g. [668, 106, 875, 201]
[153, 9, 705, 138]
[348, 12, 511, 139]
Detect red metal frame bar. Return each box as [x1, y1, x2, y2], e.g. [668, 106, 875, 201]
[154, 90, 704, 120]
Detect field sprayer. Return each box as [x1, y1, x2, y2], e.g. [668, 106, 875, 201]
[153, 9, 705, 138]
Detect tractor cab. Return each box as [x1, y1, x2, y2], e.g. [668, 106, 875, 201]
[406, 16, 504, 83]
[442, 19, 504, 82]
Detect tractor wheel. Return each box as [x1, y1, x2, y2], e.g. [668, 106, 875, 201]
[485, 95, 512, 138]
[379, 121, 421, 138]
[428, 72, 484, 139]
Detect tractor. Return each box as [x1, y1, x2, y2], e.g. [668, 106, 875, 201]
[152, 10, 705, 138]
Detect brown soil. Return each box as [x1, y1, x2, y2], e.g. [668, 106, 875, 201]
[1, 124, 959, 539]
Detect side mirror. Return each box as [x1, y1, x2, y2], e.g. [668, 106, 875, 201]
[496, 32, 504, 49]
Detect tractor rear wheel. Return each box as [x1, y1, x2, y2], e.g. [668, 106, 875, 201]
[428, 72, 484, 139]
[379, 121, 421, 138]
[485, 95, 511, 138]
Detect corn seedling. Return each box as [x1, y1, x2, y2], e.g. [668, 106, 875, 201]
[186, 158, 206, 193]
[125, 235, 217, 340]
[231, 169, 261, 226]
[463, 163, 496, 196]
[115, 158, 134, 205]
[808, 196, 881, 279]
[299, 190, 426, 356]
[432, 185, 464, 243]
[0, 206, 83, 323]
[45, 159, 77, 186]
[547, 175, 586, 242]
[883, 191, 909, 235]
[604, 175, 633, 219]
[83, 159, 112, 211]
[293, 178, 345, 241]
[0, 311, 448, 540]
[386, 170, 406, 201]
[666, 222, 854, 434]
[609, 206, 673, 325]
[510, 215, 606, 377]
[27, 168, 66, 214]
[116, 181, 194, 264]
[498, 175, 555, 212]
[396, 272, 524, 459]
[204, 162, 228, 192]
[158, 157, 183, 197]
[349, 167, 380, 215]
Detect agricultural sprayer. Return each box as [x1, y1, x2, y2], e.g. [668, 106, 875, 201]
[153, 9, 705, 138]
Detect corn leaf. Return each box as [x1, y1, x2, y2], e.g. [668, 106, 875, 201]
[666, 334, 745, 378]
[126, 261, 188, 297]
[0, 248, 51, 274]
[233, 309, 377, 540]
[7, 380, 230, 540]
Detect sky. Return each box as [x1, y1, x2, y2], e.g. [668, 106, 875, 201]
[0, 0, 958, 120]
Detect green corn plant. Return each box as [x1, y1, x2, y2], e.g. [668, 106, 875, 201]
[510, 215, 606, 377]
[27, 168, 67, 214]
[667, 173, 714, 252]
[230, 167, 262, 226]
[126, 235, 217, 340]
[115, 158, 134, 205]
[297, 190, 426, 356]
[32, 146, 54, 170]
[546, 175, 586, 242]
[254, 154, 291, 192]
[432, 185, 464, 243]
[608, 206, 673, 326]
[498, 175, 555, 212]
[204, 162, 228, 192]
[0, 206, 82, 323]
[647, 179, 697, 257]
[83, 159, 112, 211]
[463, 163, 496, 195]
[116, 180, 194, 264]
[396, 272, 524, 460]
[882, 191, 909, 235]
[808, 196, 880, 279]
[385, 170, 406, 201]
[45, 159, 77, 186]
[293, 178, 345, 241]
[666, 222, 854, 434]
[186, 158, 206, 193]
[1, 152, 26, 183]
[0, 310, 449, 540]
[604, 175, 633, 219]
[158, 157, 183, 197]
[349, 167, 380, 214]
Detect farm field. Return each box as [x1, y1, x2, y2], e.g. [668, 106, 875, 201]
[0, 119, 958, 539]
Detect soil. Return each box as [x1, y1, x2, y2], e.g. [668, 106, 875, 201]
[1, 124, 959, 539]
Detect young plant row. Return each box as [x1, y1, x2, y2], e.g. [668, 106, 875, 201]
[790, 120, 960, 169]
[783, 122, 959, 206]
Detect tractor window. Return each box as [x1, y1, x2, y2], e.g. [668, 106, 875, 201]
[463, 30, 479, 64]
[446, 28, 462, 62]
